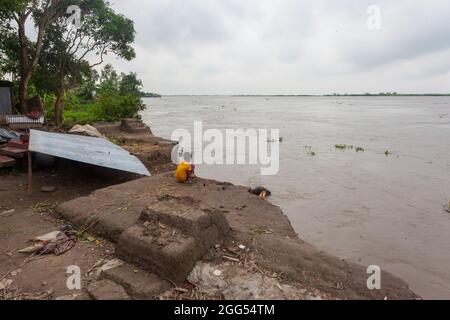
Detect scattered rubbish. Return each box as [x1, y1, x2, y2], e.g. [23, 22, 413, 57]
[306, 295, 323, 301]
[237, 244, 246, 250]
[69, 124, 103, 138]
[25, 290, 54, 300]
[0, 278, 13, 290]
[187, 262, 228, 295]
[95, 259, 124, 278]
[19, 225, 77, 256]
[223, 255, 240, 263]
[187, 262, 308, 300]
[0, 209, 15, 216]
[248, 187, 272, 198]
[384, 150, 393, 156]
[19, 243, 44, 254]
[35, 231, 63, 242]
[55, 293, 82, 300]
[10, 269, 22, 276]
[213, 270, 222, 276]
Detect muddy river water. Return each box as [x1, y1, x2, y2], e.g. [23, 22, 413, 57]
[141, 96, 450, 299]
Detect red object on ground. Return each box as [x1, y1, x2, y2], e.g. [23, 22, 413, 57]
[0, 155, 16, 168]
[20, 132, 29, 143]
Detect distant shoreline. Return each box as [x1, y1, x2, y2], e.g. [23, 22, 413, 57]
[144, 93, 450, 97]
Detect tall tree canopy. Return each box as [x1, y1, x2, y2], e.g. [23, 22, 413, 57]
[0, 0, 136, 124]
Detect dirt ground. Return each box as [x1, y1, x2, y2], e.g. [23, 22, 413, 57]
[0, 120, 420, 300]
[0, 165, 122, 299]
[0, 120, 174, 299]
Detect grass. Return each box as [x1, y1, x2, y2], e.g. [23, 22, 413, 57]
[108, 137, 125, 146]
[31, 201, 59, 214]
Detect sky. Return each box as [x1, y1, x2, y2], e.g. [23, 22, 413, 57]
[100, 0, 450, 95]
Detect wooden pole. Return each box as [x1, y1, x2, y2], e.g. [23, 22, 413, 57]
[28, 150, 32, 196]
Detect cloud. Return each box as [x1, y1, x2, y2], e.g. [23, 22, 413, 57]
[99, 0, 450, 94]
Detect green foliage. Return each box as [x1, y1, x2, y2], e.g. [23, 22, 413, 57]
[95, 90, 144, 121]
[59, 64, 144, 126]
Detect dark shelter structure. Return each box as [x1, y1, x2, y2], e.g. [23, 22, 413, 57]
[0, 81, 13, 116]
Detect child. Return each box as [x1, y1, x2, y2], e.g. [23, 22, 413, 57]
[175, 162, 196, 183]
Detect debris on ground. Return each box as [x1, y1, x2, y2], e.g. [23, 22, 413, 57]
[69, 124, 104, 138]
[0, 209, 15, 216]
[248, 187, 272, 199]
[18, 224, 77, 256]
[0, 278, 13, 290]
[94, 259, 124, 278]
[40, 186, 57, 193]
[185, 261, 322, 300]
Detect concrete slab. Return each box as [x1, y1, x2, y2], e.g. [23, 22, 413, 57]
[116, 224, 200, 283]
[101, 262, 171, 299]
[142, 195, 223, 239]
[87, 279, 130, 300]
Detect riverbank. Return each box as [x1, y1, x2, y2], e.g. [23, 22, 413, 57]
[0, 119, 419, 300]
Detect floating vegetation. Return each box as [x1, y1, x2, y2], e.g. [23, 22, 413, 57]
[384, 150, 392, 156]
[335, 144, 353, 150]
[268, 137, 283, 143]
[355, 147, 365, 152]
[303, 146, 315, 156]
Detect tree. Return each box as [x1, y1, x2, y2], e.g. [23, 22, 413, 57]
[119, 72, 143, 96]
[43, 0, 136, 124]
[0, 0, 67, 113]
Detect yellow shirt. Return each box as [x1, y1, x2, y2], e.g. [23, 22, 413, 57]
[175, 162, 192, 183]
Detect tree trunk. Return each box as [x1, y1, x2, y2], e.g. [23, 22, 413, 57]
[18, 15, 29, 114]
[55, 85, 64, 126]
[17, 5, 55, 113]
[18, 74, 30, 114]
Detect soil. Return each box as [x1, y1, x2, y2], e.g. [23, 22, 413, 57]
[0, 120, 420, 300]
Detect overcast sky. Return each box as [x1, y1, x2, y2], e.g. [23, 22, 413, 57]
[101, 0, 450, 95]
